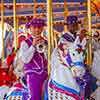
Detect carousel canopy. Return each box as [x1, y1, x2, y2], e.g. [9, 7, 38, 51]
[0, 0, 97, 20]
[2, 0, 85, 3]
[0, 0, 100, 29]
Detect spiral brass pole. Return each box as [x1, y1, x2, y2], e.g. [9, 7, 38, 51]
[1, 0, 4, 61]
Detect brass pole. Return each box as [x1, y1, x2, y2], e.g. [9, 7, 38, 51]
[50, 5, 54, 48]
[16, 16, 18, 30]
[64, 0, 68, 32]
[47, 0, 53, 75]
[13, 0, 17, 50]
[47, 0, 54, 48]
[33, 0, 37, 18]
[87, 0, 92, 66]
[1, 0, 4, 61]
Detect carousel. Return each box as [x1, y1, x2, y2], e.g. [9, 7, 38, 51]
[0, 0, 100, 100]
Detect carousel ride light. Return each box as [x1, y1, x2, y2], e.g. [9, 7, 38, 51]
[56, 4, 60, 8]
[5, 5, 13, 10]
[20, 5, 24, 8]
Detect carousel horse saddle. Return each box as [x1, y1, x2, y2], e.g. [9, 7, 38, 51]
[5, 78, 29, 100]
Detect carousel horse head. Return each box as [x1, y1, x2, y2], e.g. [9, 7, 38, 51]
[71, 35, 87, 78]
[67, 36, 86, 78]
[74, 34, 87, 78]
[59, 31, 87, 78]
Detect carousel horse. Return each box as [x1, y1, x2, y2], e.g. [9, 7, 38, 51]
[91, 29, 100, 100]
[48, 34, 87, 100]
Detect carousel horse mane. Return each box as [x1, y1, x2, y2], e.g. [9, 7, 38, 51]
[63, 36, 87, 78]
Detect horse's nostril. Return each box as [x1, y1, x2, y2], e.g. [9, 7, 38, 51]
[78, 51, 80, 54]
[73, 53, 75, 56]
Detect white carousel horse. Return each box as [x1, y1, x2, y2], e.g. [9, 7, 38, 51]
[91, 29, 100, 100]
[48, 36, 87, 100]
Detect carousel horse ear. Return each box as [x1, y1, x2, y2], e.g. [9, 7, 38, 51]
[73, 36, 80, 48]
[81, 38, 87, 50]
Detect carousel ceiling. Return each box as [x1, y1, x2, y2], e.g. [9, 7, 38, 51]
[1, 0, 85, 3]
[0, 0, 100, 28]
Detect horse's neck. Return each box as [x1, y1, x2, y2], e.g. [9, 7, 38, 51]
[51, 49, 80, 92]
